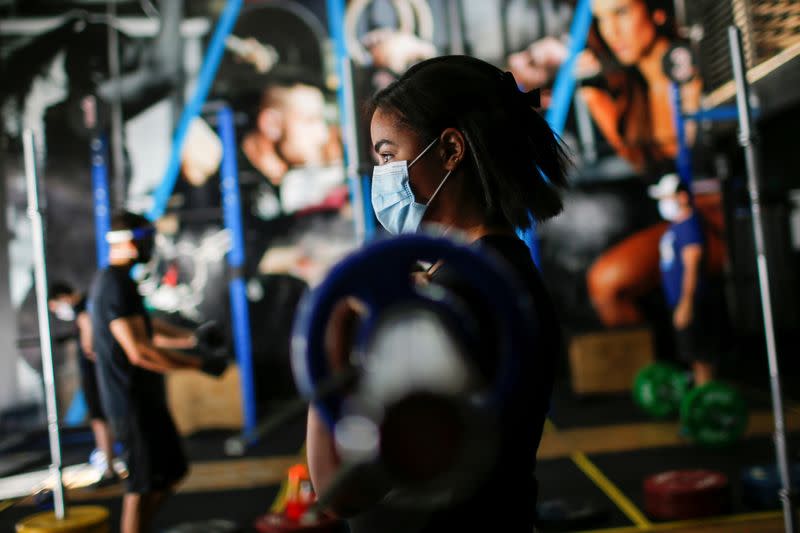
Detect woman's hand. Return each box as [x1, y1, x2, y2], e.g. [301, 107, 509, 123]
[324, 297, 368, 372]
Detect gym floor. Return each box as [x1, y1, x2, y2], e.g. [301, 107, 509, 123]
[1, 377, 798, 532]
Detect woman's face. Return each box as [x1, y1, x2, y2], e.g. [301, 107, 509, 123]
[593, 0, 659, 65]
[370, 107, 443, 204]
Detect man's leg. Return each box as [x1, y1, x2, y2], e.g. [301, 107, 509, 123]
[121, 492, 144, 533]
[90, 418, 116, 477]
[141, 490, 171, 531]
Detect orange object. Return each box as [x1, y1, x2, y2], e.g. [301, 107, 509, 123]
[284, 464, 315, 521]
[255, 464, 344, 533]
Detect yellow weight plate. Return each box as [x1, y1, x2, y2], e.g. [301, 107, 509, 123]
[16, 506, 109, 533]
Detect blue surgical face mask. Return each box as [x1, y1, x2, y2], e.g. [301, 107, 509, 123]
[371, 137, 453, 235]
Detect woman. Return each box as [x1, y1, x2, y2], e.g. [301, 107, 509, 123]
[582, 0, 725, 326]
[306, 55, 569, 532]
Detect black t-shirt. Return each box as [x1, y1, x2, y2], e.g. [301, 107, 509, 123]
[73, 295, 87, 315]
[89, 266, 164, 419]
[349, 234, 561, 533]
[72, 295, 90, 366]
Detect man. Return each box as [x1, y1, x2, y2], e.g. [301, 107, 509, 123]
[89, 211, 226, 533]
[240, 81, 346, 215]
[239, 81, 354, 284]
[649, 174, 715, 386]
[48, 281, 117, 484]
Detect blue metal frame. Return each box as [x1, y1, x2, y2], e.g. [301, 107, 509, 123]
[91, 135, 111, 269]
[65, 133, 113, 426]
[217, 105, 257, 434]
[670, 82, 693, 184]
[517, 0, 592, 267]
[545, 0, 593, 135]
[146, 0, 244, 222]
[326, 0, 375, 241]
[361, 174, 376, 238]
[684, 106, 745, 122]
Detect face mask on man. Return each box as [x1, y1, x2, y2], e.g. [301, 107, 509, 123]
[658, 198, 681, 222]
[371, 137, 453, 235]
[53, 302, 76, 322]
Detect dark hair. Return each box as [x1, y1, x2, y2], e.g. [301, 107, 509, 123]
[111, 210, 152, 233]
[48, 281, 74, 300]
[369, 55, 569, 226]
[587, 0, 680, 175]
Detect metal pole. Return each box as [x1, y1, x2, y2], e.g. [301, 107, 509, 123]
[107, 0, 126, 208]
[447, 0, 465, 55]
[573, 92, 597, 165]
[728, 25, 797, 533]
[91, 134, 112, 269]
[147, 0, 243, 221]
[217, 106, 257, 434]
[545, 0, 592, 135]
[0, 145, 17, 412]
[669, 82, 693, 184]
[326, 0, 367, 243]
[23, 129, 66, 520]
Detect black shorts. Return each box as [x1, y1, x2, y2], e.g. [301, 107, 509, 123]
[111, 405, 188, 494]
[674, 296, 721, 365]
[78, 356, 105, 421]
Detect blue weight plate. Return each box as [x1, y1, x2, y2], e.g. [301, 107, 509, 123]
[291, 234, 538, 429]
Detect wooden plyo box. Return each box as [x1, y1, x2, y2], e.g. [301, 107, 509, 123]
[166, 364, 243, 435]
[568, 328, 654, 395]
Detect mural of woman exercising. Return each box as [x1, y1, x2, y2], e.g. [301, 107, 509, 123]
[581, 0, 725, 326]
[307, 56, 568, 532]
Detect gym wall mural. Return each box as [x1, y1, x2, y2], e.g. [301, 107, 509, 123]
[0, 0, 728, 421]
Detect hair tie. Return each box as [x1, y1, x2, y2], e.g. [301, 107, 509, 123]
[502, 71, 541, 108]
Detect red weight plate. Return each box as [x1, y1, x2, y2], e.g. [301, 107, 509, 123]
[644, 470, 730, 520]
[254, 513, 344, 533]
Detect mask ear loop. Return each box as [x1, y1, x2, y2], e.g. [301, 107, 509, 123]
[408, 137, 439, 169]
[425, 169, 453, 207]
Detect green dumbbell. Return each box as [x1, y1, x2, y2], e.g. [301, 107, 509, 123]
[680, 381, 748, 447]
[633, 362, 691, 419]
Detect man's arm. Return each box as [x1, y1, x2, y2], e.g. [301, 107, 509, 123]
[76, 311, 95, 361]
[674, 244, 702, 329]
[110, 315, 202, 374]
[151, 318, 197, 350]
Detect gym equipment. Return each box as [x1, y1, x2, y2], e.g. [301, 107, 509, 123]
[570, 328, 654, 395]
[16, 129, 110, 531]
[535, 499, 609, 531]
[517, 0, 592, 265]
[162, 520, 240, 533]
[742, 463, 800, 510]
[254, 464, 344, 533]
[328, 0, 369, 241]
[632, 362, 690, 419]
[217, 104, 256, 432]
[15, 505, 109, 533]
[679, 381, 748, 447]
[291, 233, 537, 508]
[147, 0, 243, 221]
[643, 470, 730, 520]
[729, 25, 797, 532]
